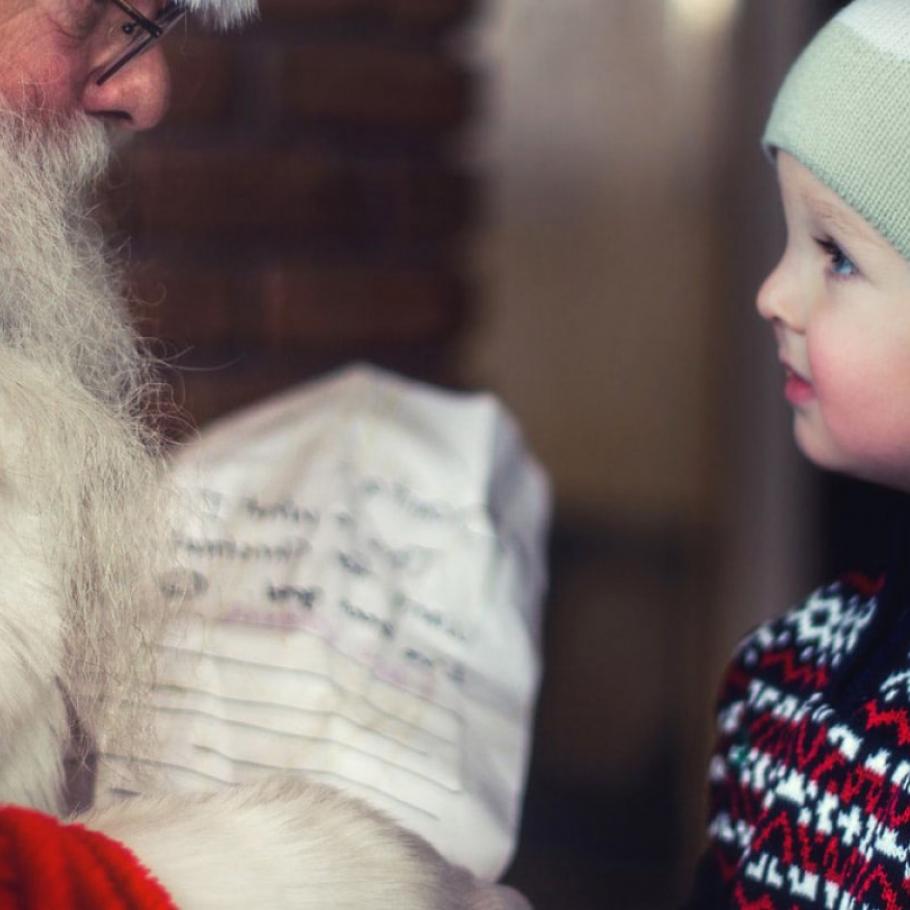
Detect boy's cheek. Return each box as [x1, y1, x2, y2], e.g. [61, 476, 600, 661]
[811, 353, 910, 478]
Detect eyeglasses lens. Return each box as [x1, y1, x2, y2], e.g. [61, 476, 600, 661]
[96, 1, 186, 86]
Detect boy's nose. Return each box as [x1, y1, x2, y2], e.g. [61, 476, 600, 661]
[81, 46, 172, 131]
[756, 257, 805, 333]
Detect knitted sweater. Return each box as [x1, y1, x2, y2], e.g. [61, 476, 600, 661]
[686, 565, 910, 909]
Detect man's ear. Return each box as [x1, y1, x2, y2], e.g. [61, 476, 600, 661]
[181, 0, 258, 29]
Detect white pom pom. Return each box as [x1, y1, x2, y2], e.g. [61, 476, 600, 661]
[181, 0, 259, 29]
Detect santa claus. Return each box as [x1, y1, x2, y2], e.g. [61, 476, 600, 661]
[0, 1, 527, 906]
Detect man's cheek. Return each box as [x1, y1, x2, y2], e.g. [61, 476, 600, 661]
[0, 34, 82, 114]
[22, 57, 81, 111]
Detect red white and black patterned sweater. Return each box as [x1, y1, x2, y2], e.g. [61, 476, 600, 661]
[687, 568, 910, 909]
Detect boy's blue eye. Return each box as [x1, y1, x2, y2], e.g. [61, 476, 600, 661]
[817, 238, 858, 278]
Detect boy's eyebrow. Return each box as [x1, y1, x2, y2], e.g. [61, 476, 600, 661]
[805, 192, 877, 246]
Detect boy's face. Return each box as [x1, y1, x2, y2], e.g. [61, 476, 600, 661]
[757, 151, 910, 491]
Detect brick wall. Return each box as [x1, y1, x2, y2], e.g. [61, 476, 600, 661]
[108, 0, 476, 430]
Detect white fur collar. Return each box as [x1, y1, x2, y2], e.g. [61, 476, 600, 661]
[182, 0, 258, 28]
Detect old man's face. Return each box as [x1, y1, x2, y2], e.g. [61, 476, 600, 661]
[0, 0, 170, 126]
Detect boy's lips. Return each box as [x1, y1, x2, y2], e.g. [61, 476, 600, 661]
[783, 363, 815, 405]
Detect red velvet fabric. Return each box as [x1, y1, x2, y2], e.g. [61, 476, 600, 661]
[0, 806, 176, 909]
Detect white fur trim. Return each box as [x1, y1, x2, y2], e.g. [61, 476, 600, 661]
[181, 0, 258, 28]
[837, 0, 910, 61]
[84, 778, 489, 909]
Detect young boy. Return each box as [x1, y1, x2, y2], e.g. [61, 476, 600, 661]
[687, 1, 910, 906]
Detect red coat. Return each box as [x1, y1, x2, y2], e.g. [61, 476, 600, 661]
[0, 806, 175, 909]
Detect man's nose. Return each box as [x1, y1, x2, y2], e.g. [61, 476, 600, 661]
[756, 255, 805, 333]
[81, 47, 171, 131]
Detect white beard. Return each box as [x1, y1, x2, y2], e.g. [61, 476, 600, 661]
[0, 112, 173, 810]
[0, 112, 527, 908]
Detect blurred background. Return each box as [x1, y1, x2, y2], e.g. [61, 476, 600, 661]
[106, 0, 892, 906]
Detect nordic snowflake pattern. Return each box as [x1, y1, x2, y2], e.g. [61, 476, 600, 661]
[701, 574, 910, 909]
[740, 578, 879, 673]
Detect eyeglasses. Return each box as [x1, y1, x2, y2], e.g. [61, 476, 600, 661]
[96, 0, 187, 87]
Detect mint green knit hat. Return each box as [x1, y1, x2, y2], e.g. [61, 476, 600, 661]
[763, 0, 910, 260]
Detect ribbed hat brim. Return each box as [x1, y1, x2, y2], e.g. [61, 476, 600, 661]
[763, 0, 910, 260]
